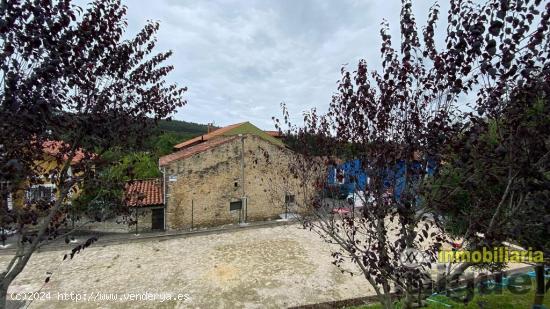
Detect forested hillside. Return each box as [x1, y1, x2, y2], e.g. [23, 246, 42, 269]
[75, 119, 209, 209]
[148, 119, 209, 156]
[156, 119, 209, 139]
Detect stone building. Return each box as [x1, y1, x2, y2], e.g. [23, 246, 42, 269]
[130, 121, 307, 230]
[124, 178, 165, 232]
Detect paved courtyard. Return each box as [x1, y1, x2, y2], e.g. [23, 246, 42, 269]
[1, 223, 375, 308]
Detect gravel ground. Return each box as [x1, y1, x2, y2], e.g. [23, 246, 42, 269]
[1, 223, 375, 309]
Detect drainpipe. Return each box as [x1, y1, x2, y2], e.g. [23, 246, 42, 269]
[163, 166, 167, 231]
[159, 160, 167, 231]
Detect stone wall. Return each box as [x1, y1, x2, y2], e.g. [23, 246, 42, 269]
[73, 207, 158, 234]
[163, 135, 311, 230]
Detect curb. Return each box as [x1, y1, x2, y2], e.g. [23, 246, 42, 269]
[0, 219, 298, 255]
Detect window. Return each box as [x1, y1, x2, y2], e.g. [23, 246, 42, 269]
[26, 184, 56, 203]
[284, 194, 295, 204]
[229, 200, 242, 211]
[335, 168, 345, 184]
[0, 181, 13, 210]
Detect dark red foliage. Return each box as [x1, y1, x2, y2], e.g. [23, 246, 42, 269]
[276, 0, 549, 308]
[0, 0, 186, 301]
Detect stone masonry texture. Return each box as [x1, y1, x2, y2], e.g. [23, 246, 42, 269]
[163, 135, 307, 230]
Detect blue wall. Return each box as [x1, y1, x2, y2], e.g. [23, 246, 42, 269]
[327, 158, 437, 199]
[327, 159, 368, 194]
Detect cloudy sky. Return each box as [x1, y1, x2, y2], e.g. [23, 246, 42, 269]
[118, 0, 450, 129]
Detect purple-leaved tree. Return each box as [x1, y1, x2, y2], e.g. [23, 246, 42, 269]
[275, 0, 549, 308]
[0, 0, 186, 306]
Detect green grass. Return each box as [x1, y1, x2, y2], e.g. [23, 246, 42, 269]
[350, 281, 549, 309]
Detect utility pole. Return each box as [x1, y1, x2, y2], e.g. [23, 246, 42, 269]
[239, 134, 246, 223]
[285, 197, 289, 219]
[135, 208, 139, 235]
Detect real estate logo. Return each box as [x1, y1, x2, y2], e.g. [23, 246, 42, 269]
[438, 247, 544, 264]
[398, 247, 543, 303]
[399, 247, 544, 269]
[399, 248, 430, 269]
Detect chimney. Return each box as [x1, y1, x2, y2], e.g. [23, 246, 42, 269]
[207, 123, 211, 134]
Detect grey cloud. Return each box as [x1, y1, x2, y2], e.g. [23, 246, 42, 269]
[117, 0, 451, 128]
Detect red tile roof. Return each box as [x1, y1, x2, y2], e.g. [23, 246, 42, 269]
[173, 122, 245, 150]
[125, 178, 163, 207]
[42, 140, 87, 164]
[264, 130, 282, 138]
[160, 136, 238, 167]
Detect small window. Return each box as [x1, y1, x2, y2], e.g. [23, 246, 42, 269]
[234, 181, 239, 187]
[285, 194, 295, 204]
[1, 181, 13, 210]
[26, 184, 56, 203]
[6, 193, 13, 210]
[335, 168, 345, 184]
[230, 200, 242, 211]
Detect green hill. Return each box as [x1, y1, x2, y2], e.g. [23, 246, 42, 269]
[156, 119, 209, 136]
[150, 119, 209, 156]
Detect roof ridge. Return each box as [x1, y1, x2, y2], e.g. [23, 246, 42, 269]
[160, 135, 239, 166]
[173, 121, 248, 149]
[126, 177, 161, 182]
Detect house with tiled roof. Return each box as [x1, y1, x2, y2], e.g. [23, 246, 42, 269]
[124, 178, 165, 230]
[173, 121, 285, 150]
[161, 121, 305, 229]
[124, 121, 309, 231]
[2, 140, 90, 212]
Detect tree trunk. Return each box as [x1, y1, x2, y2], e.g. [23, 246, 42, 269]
[380, 294, 393, 309]
[381, 282, 393, 309]
[533, 263, 545, 308]
[402, 290, 414, 309]
[0, 176, 74, 309]
[0, 280, 9, 309]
